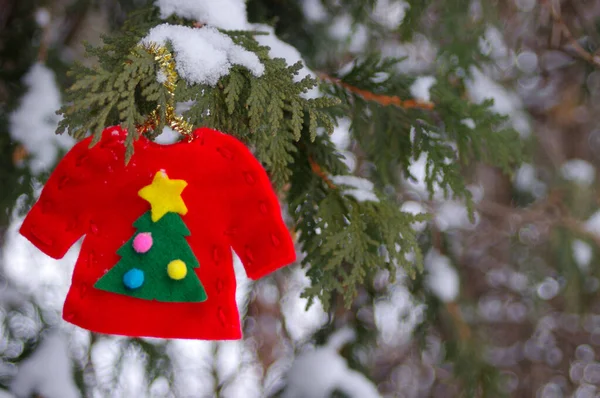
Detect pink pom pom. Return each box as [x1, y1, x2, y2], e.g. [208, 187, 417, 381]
[132, 233, 153, 253]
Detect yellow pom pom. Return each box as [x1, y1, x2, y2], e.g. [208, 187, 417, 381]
[167, 259, 187, 280]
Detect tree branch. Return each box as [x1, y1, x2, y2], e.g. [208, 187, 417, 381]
[308, 155, 337, 189]
[318, 72, 435, 110]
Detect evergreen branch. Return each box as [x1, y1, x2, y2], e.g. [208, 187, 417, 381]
[290, 135, 426, 310]
[308, 155, 337, 189]
[320, 56, 522, 215]
[180, 32, 339, 188]
[318, 72, 435, 110]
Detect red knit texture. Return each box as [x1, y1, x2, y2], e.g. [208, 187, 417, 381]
[19, 126, 296, 340]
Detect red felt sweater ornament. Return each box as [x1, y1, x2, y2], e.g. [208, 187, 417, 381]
[19, 126, 296, 340]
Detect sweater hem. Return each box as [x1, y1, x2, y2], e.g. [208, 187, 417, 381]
[63, 313, 243, 340]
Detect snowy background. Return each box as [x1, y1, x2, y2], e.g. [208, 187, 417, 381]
[2, 0, 600, 397]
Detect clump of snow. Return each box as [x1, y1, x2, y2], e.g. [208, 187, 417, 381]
[372, 0, 408, 30]
[479, 26, 512, 63]
[4, 210, 79, 312]
[141, 24, 264, 86]
[586, 211, 600, 238]
[435, 201, 478, 231]
[331, 175, 379, 202]
[514, 163, 534, 188]
[117, 350, 147, 397]
[461, 118, 476, 129]
[425, 249, 459, 302]
[302, 0, 328, 22]
[400, 201, 428, 233]
[374, 276, 425, 345]
[560, 159, 596, 186]
[513, 163, 547, 198]
[153, 126, 180, 144]
[466, 67, 531, 137]
[468, 184, 485, 203]
[280, 267, 328, 342]
[330, 117, 351, 150]
[573, 240, 592, 272]
[328, 15, 368, 54]
[283, 328, 381, 398]
[155, 0, 248, 30]
[34, 8, 51, 27]
[382, 34, 437, 74]
[9, 63, 74, 174]
[11, 331, 79, 398]
[167, 340, 217, 397]
[410, 76, 436, 102]
[404, 153, 442, 199]
[329, 117, 356, 172]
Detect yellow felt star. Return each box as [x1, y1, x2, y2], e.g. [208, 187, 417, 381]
[138, 171, 188, 222]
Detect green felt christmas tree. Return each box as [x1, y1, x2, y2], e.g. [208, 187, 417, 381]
[94, 171, 207, 302]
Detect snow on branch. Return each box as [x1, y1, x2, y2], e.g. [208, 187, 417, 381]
[156, 0, 249, 30]
[9, 63, 73, 174]
[141, 24, 264, 86]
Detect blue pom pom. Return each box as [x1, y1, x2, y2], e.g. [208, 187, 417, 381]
[123, 268, 144, 289]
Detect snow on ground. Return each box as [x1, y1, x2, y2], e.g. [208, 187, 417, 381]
[425, 249, 459, 302]
[156, 0, 248, 30]
[282, 328, 381, 398]
[142, 24, 264, 86]
[11, 331, 79, 398]
[9, 63, 74, 174]
[560, 159, 596, 186]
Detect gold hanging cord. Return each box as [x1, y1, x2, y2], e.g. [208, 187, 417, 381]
[135, 43, 194, 138]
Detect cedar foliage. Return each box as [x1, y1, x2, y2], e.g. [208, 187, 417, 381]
[1, 0, 554, 396]
[56, 3, 521, 314]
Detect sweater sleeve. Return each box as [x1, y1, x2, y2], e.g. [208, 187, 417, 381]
[212, 130, 296, 280]
[19, 127, 125, 259]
